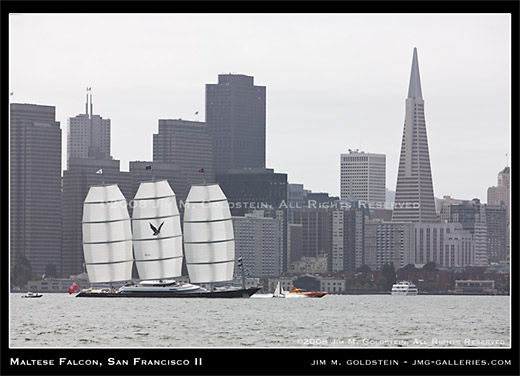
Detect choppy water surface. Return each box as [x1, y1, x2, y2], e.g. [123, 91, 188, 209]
[10, 294, 510, 348]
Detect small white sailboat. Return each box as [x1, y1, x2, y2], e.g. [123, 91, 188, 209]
[272, 281, 285, 298]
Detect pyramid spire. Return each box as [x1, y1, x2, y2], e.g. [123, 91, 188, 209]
[407, 47, 423, 99]
[393, 48, 436, 223]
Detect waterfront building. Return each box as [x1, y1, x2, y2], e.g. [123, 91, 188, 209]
[364, 221, 415, 271]
[340, 150, 386, 207]
[206, 74, 266, 174]
[67, 91, 111, 166]
[153, 119, 213, 189]
[392, 48, 437, 222]
[331, 208, 365, 272]
[233, 211, 283, 278]
[27, 277, 88, 293]
[10, 103, 62, 275]
[320, 278, 347, 293]
[61, 158, 132, 276]
[275, 275, 345, 293]
[453, 280, 497, 295]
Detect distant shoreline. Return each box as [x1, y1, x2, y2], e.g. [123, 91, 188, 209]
[331, 291, 510, 296]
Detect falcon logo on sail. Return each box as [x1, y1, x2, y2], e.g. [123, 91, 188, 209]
[150, 222, 164, 236]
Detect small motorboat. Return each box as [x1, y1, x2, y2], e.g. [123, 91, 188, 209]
[285, 287, 327, 298]
[22, 292, 43, 298]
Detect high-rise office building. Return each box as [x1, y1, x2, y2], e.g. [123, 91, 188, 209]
[331, 208, 365, 272]
[340, 150, 386, 206]
[364, 221, 415, 270]
[233, 211, 283, 278]
[216, 168, 289, 272]
[216, 168, 288, 216]
[288, 223, 304, 264]
[413, 223, 474, 268]
[67, 91, 111, 166]
[439, 198, 490, 266]
[304, 191, 340, 208]
[488, 166, 510, 256]
[488, 166, 510, 216]
[206, 74, 266, 174]
[483, 203, 508, 263]
[10, 103, 62, 275]
[292, 209, 332, 261]
[392, 48, 437, 222]
[153, 119, 213, 198]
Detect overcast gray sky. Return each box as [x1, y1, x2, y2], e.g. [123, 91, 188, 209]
[9, 13, 511, 202]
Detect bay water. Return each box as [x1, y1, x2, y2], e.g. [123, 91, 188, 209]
[10, 293, 510, 348]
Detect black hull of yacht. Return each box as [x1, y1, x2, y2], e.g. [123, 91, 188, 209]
[76, 286, 261, 298]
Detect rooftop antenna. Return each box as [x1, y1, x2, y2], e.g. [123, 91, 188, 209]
[85, 87, 89, 115]
[89, 88, 93, 118]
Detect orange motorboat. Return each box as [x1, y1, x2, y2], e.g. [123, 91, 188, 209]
[285, 287, 327, 298]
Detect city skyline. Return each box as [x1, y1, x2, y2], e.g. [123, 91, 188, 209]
[9, 13, 511, 202]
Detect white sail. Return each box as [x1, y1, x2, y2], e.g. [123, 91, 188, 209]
[82, 184, 133, 283]
[274, 281, 282, 296]
[132, 180, 183, 280]
[183, 184, 235, 283]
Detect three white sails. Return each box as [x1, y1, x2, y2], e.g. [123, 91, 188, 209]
[132, 180, 183, 280]
[82, 184, 133, 283]
[82, 181, 235, 285]
[183, 184, 235, 283]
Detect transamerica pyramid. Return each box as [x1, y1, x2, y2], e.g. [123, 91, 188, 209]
[392, 48, 437, 222]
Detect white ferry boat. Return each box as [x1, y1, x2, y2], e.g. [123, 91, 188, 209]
[391, 281, 418, 296]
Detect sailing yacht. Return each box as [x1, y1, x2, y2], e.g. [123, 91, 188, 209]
[76, 181, 260, 298]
